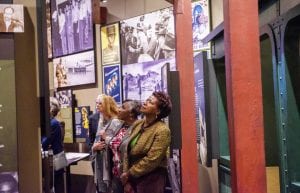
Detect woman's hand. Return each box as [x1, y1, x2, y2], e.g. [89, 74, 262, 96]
[99, 130, 107, 141]
[92, 141, 106, 151]
[120, 172, 129, 185]
[124, 182, 134, 193]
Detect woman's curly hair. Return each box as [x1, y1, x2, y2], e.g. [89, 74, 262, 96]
[153, 91, 172, 120]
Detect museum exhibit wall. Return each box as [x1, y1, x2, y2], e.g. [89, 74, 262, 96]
[60, 0, 172, 109]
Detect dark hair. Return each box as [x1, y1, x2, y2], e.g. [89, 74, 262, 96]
[4, 6, 14, 13]
[153, 91, 172, 120]
[123, 99, 141, 119]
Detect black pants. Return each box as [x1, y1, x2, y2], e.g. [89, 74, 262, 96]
[131, 168, 167, 193]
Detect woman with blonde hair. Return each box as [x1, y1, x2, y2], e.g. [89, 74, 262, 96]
[92, 94, 122, 193]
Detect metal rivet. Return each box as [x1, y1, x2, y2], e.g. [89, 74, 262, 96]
[281, 107, 284, 110]
[280, 92, 283, 95]
[280, 77, 282, 80]
[282, 123, 285, 126]
[283, 138, 286, 141]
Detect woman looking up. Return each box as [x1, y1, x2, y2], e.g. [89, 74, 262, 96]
[92, 94, 121, 193]
[103, 99, 141, 193]
[121, 91, 172, 193]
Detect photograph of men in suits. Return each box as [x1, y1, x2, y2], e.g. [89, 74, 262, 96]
[0, 5, 24, 33]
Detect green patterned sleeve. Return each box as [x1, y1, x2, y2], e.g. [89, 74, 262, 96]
[129, 126, 170, 177]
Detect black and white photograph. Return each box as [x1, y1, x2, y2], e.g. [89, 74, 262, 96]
[46, 0, 52, 58]
[120, 7, 175, 65]
[54, 89, 72, 108]
[0, 4, 24, 33]
[51, 0, 93, 58]
[53, 50, 95, 88]
[122, 58, 176, 102]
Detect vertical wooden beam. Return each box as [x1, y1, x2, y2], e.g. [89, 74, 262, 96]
[223, 0, 267, 193]
[174, 0, 199, 193]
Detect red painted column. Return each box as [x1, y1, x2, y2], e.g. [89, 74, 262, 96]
[223, 0, 267, 193]
[174, 0, 199, 193]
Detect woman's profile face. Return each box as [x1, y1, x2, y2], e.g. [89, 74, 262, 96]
[141, 95, 159, 115]
[96, 101, 104, 113]
[118, 102, 131, 121]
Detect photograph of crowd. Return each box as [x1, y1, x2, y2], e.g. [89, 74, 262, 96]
[192, 0, 210, 51]
[103, 64, 122, 103]
[101, 23, 120, 65]
[53, 50, 95, 88]
[122, 58, 176, 102]
[51, 0, 93, 58]
[54, 89, 72, 108]
[0, 4, 24, 33]
[120, 7, 175, 65]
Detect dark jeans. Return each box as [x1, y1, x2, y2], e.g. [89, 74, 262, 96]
[112, 176, 123, 193]
[131, 168, 167, 193]
[54, 170, 64, 193]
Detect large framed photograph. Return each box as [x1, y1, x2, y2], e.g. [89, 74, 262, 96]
[101, 23, 120, 65]
[192, 0, 210, 51]
[54, 89, 72, 108]
[120, 7, 175, 65]
[103, 64, 122, 104]
[194, 52, 212, 166]
[50, 0, 93, 58]
[0, 4, 24, 33]
[122, 58, 176, 102]
[53, 50, 96, 88]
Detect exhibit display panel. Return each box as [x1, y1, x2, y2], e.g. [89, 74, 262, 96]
[74, 106, 90, 142]
[0, 60, 19, 192]
[193, 52, 212, 167]
[103, 64, 122, 104]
